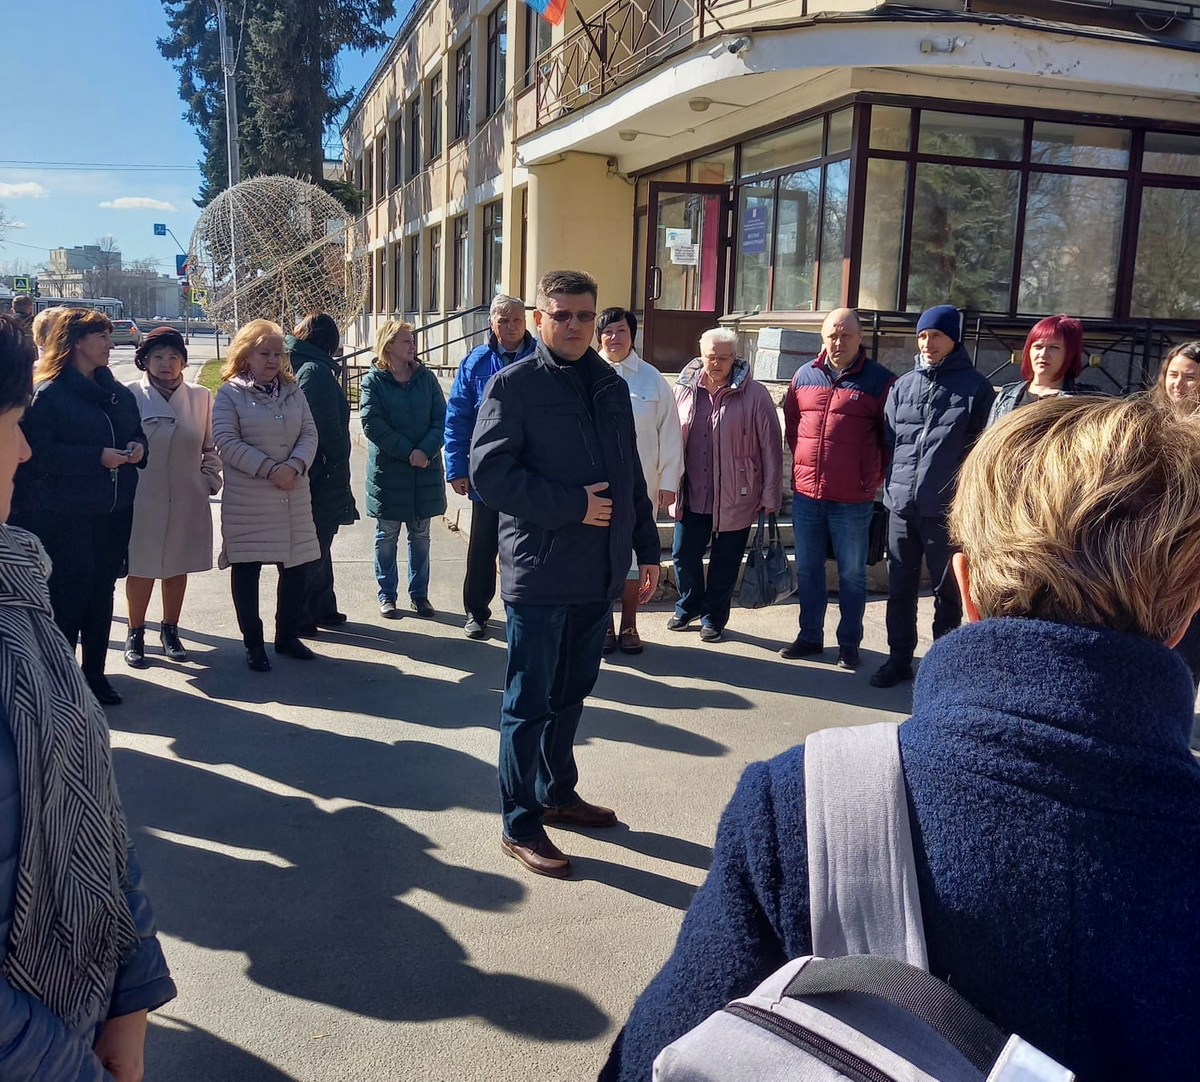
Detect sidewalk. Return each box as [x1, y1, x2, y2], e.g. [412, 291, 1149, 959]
[108, 428, 933, 1081]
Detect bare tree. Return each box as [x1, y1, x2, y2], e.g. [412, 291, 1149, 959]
[0, 203, 12, 250]
[82, 236, 123, 298]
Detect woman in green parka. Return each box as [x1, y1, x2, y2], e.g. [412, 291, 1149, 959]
[360, 320, 447, 619]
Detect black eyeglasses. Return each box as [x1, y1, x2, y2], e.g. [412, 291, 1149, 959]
[539, 309, 596, 324]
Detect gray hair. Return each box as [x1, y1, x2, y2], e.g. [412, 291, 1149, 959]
[700, 327, 738, 352]
[490, 294, 525, 318]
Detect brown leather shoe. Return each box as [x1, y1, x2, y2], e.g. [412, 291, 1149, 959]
[542, 799, 618, 828]
[501, 835, 572, 878]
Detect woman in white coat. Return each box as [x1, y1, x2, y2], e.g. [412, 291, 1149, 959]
[124, 328, 222, 667]
[212, 319, 320, 672]
[596, 308, 682, 655]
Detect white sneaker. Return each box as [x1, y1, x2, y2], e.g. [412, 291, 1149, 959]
[380, 599, 399, 618]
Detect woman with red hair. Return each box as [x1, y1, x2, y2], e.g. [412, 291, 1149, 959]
[988, 314, 1085, 426]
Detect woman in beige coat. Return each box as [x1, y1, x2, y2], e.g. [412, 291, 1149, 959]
[213, 319, 320, 672]
[124, 328, 222, 667]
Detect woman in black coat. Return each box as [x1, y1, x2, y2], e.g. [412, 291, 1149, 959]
[286, 313, 358, 631]
[16, 308, 147, 705]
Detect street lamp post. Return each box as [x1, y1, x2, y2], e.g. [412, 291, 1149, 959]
[215, 0, 241, 328]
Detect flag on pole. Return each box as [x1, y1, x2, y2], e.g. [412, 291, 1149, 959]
[524, 0, 566, 25]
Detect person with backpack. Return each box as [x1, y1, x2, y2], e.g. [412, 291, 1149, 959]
[601, 395, 1200, 1081]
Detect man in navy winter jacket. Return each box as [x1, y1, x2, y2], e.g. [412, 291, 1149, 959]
[780, 308, 894, 670]
[470, 270, 660, 880]
[444, 294, 536, 639]
[870, 304, 994, 688]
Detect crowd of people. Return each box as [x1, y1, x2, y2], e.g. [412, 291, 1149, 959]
[6, 278, 1200, 1078]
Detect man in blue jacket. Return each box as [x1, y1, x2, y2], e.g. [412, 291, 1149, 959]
[470, 269, 660, 879]
[871, 305, 995, 688]
[444, 295, 536, 639]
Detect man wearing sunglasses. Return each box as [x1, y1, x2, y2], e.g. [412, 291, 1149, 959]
[470, 269, 660, 880]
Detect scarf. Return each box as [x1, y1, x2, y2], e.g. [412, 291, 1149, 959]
[231, 373, 280, 398]
[0, 525, 138, 1027]
[148, 372, 184, 400]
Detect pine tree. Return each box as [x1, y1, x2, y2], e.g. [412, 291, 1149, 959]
[158, 0, 395, 208]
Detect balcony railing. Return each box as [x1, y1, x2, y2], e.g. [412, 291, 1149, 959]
[526, 0, 1200, 133]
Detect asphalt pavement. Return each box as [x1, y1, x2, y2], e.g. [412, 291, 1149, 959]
[101, 374, 932, 1081]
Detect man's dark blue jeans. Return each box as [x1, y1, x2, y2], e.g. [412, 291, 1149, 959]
[792, 493, 874, 648]
[500, 599, 611, 843]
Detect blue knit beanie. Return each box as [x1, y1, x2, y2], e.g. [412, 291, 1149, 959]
[916, 305, 961, 343]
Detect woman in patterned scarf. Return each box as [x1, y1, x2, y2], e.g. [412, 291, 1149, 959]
[0, 314, 175, 1079]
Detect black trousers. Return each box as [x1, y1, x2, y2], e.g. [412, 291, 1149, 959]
[230, 561, 315, 648]
[32, 507, 133, 679]
[463, 502, 501, 622]
[298, 523, 340, 626]
[884, 512, 962, 664]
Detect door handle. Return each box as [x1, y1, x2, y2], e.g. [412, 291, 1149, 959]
[650, 265, 662, 302]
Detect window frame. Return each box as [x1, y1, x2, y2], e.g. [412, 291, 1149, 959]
[427, 70, 444, 162]
[454, 41, 471, 144]
[486, 3, 508, 118]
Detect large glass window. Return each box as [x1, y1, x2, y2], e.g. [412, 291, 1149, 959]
[407, 235, 420, 311]
[454, 43, 471, 142]
[523, 4, 552, 89]
[733, 185, 774, 312]
[907, 162, 1019, 312]
[1132, 187, 1200, 318]
[428, 225, 442, 311]
[392, 242, 403, 312]
[741, 118, 822, 178]
[859, 159, 907, 310]
[452, 214, 470, 308]
[407, 98, 421, 180]
[918, 111, 1023, 161]
[1144, 132, 1200, 177]
[483, 201, 503, 299]
[427, 72, 443, 161]
[771, 167, 819, 311]
[1031, 122, 1129, 171]
[391, 116, 404, 189]
[818, 159, 851, 310]
[487, 4, 508, 117]
[1019, 173, 1125, 316]
[870, 106, 910, 152]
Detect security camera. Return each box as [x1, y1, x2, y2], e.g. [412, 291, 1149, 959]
[728, 35, 751, 56]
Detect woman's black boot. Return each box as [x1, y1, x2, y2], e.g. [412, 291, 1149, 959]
[160, 623, 188, 662]
[124, 626, 146, 669]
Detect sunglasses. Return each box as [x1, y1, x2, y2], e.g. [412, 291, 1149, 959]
[539, 309, 596, 324]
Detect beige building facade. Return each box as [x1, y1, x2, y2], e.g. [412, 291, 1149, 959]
[345, 0, 1200, 383]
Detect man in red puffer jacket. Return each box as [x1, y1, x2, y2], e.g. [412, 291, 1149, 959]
[779, 308, 894, 670]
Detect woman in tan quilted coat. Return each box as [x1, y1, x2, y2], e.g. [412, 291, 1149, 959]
[212, 319, 320, 672]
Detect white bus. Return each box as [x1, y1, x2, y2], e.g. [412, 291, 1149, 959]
[34, 296, 124, 319]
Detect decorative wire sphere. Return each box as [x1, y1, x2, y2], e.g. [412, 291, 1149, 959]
[187, 174, 368, 335]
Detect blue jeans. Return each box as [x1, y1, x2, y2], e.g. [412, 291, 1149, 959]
[672, 510, 752, 632]
[374, 517, 431, 603]
[792, 494, 874, 648]
[500, 599, 610, 843]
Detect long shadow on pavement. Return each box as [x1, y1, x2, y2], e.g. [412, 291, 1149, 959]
[115, 745, 608, 1039]
[147, 1016, 298, 1081]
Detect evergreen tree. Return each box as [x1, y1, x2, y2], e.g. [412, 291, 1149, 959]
[158, 0, 395, 208]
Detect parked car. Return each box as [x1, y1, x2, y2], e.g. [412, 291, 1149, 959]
[110, 319, 142, 347]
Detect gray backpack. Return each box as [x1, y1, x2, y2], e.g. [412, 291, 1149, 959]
[652, 723, 1075, 1082]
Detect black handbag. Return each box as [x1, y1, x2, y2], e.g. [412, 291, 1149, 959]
[740, 513, 795, 608]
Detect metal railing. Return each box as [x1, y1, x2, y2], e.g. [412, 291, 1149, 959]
[341, 305, 495, 404]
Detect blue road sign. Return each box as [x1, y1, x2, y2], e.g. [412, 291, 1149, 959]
[176, 254, 188, 276]
[154, 223, 167, 236]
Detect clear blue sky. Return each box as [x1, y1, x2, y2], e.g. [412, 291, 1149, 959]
[0, 0, 405, 278]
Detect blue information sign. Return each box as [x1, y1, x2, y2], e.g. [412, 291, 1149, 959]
[741, 206, 767, 254]
[175, 254, 188, 276]
[153, 223, 167, 236]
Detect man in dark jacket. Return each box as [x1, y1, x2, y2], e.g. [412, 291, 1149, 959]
[780, 308, 894, 669]
[470, 269, 660, 880]
[444, 295, 535, 639]
[287, 313, 359, 632]
[871, 304, 995, 688]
